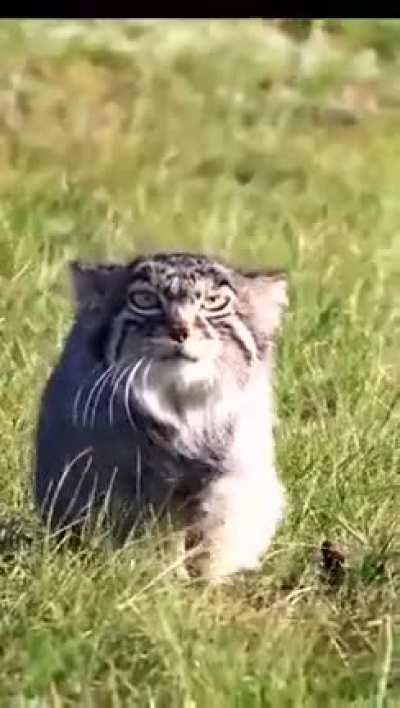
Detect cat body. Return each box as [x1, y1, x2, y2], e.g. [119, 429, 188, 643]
[34, 252, 288, 580]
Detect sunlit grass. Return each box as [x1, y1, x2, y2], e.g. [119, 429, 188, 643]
[0, 19, 399, 705]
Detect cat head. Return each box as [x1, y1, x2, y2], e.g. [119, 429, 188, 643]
[70, 252, 288, 410]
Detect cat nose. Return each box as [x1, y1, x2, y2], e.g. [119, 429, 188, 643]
[169, 321, 189, 343]
[166, 303, 194, 343]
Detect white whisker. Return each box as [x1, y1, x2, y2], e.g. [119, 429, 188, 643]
[108, 363, 133, 426]
[82, 365, 115, 427]
[124, 357, 145, 430]
[135, 446, 142, 503]
[72, 364, 102, 427]
[90, 366, 117, 428]
[72, 385, 84, 427]
[141, 358, 153, 393]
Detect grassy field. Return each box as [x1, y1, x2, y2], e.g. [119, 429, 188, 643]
[0, 19, 399, 706]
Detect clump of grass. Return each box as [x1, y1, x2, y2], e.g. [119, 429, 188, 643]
[0, 19, 399, 705]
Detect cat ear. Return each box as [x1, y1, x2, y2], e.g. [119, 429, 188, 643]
[241, 269, 289, 337]
[69, 261, 129, 311]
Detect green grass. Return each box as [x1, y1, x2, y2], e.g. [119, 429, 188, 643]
[0, 19, 399, 706]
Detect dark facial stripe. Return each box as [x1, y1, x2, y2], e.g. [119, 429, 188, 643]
[213, 316, 257, 364]
[107, 310, 144, 363]
[113, 317, 133, 363]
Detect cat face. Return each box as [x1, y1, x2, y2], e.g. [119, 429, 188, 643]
[70, 252, 288, 404]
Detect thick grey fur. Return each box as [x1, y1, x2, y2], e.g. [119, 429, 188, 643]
[34, 252, 288, 580]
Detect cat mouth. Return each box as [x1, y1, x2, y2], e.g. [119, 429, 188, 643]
[161, 345, 199, 363]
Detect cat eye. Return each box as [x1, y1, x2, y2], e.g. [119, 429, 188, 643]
[203, 290, 232, 314]
[128, 288, 161, 313]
